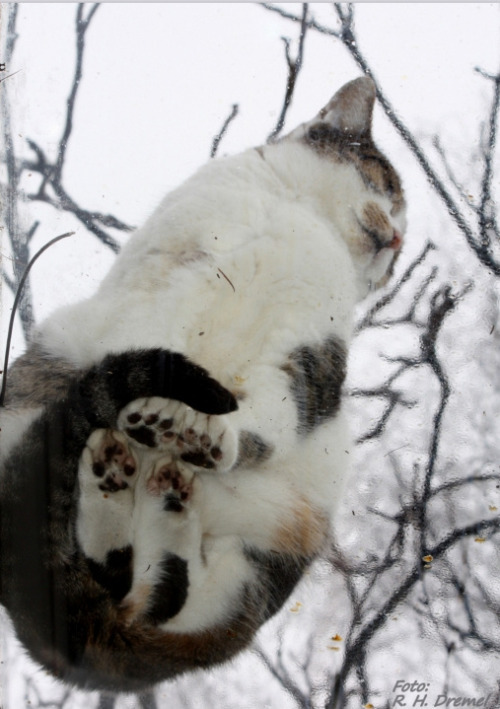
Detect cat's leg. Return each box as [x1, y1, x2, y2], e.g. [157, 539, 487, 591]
[76, 428, 140, 600]
[119, 456, 202, 625]
[122, 457, 256, 633]
[117, 396, 238, 473]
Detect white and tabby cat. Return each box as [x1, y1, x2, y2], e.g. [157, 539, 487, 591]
[0, 77, 406, 691]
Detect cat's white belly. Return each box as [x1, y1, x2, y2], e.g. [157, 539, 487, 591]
[38, 197, 357, 389]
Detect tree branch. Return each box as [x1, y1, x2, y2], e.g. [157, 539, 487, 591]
[52, 3, 100, 185]
[210, 103, 239, 158]
[267, 3, 309, 142]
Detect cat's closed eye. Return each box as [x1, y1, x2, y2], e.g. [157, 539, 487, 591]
[385, 177, 395, 197]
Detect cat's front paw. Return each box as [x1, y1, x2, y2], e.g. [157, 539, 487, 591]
[118, 396, 238, 473]
[81, 428, 139, 493]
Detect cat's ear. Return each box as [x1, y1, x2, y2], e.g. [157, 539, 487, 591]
[319, 76, 376, 136]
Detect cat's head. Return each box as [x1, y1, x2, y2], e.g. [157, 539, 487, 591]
[269, 77, 406, 295]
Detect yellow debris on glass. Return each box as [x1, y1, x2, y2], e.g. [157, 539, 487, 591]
[422, 554, 433, 563]
[474, 537, 486, 543]
[290, 601, 302, 613]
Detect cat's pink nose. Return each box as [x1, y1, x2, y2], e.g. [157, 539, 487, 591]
[389, 229, 402, 250]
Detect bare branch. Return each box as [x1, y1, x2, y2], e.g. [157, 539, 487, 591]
[52, 3, 100, 185]
[356, 242, 436, 332]
[418, 285, 472, 543]
[260, 3, 340, 38]
[253, 644, 312, 709]
[5, 2, 19, 59]
[210, 104, 239, 158]
[267, 3, 309, 142]
[476, 67, 500, 252]
[1, 4, 35, 340]
[433, 135, 472, 207]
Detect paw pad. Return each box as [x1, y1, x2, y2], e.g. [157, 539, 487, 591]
[118, 397, 237, 473]
[83, 429, 138, 493]
[147, 458, 193, 512]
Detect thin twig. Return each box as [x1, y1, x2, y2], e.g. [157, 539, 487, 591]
[52, 3, 100, 185]
[260, 3, 340, 39]
[210, 104, 239, 158]
[267, 3, 309, 142]
[476, 67, 500, 253]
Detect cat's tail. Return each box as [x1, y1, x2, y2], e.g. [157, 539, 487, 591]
[15, 568, 262, 693]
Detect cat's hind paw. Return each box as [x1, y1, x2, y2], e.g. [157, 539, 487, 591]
[118, 397, 238, 473]
[77, 430, 138, 565]
[81, 429, 138, 493]
[146, 457, 194, 512]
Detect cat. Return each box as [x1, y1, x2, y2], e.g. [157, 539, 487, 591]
[0, 77, 406, 693]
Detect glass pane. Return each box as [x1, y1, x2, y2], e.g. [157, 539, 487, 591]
[1, 4, 499, 708]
